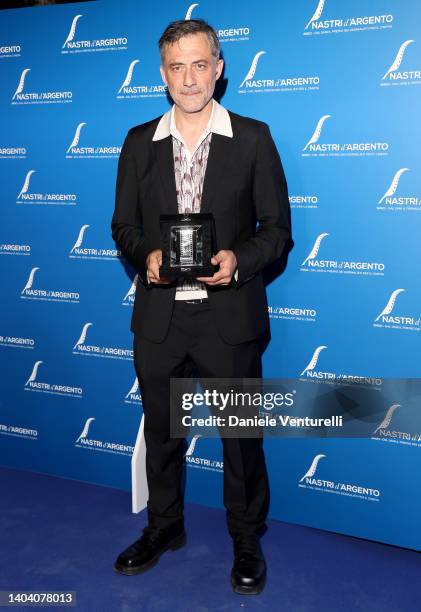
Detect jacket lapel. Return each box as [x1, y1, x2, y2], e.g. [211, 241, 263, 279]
[153, 136, 178, 214]
[201, 133, 235, 214]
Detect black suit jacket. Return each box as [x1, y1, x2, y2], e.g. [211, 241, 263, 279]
[112, 109, 290, 345]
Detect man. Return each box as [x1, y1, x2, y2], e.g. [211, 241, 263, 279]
[111, 19, 290, 595]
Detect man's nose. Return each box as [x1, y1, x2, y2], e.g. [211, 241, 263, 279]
[183, 66, 196, 87]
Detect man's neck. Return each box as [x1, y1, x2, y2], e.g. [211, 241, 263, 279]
[174, 99, 213, 138]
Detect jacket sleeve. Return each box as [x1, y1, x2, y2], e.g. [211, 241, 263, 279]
[232, 123, 291, 287]
[111, 130, 154, 286]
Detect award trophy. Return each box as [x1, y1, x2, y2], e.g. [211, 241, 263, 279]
[159, 213, 217, 279]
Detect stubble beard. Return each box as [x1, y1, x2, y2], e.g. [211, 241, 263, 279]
[171, 87, 214, 115]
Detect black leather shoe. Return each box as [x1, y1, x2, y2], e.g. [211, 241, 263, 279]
[230, 534, 267, 595]
[114, 522, 186, 575]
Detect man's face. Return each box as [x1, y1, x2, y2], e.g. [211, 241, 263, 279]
[160, 32, 223, 114]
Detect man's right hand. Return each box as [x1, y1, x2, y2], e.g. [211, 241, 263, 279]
[146, 249, 171, 284]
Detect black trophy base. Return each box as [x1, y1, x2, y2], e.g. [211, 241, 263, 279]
[159, 264, 216, 280]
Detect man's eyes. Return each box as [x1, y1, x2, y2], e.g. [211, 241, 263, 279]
[170, 63, 207, 72]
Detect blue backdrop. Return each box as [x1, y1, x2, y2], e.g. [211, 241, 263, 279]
[1, 0, 420, 551]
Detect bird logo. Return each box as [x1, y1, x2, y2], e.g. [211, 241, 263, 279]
[118, 60, 140, 93]
[12, 68, 30, 100]
[73, 323, 92, 350]
[300, 454, 326, 482]
[185, 3, 199, 20]
[378, 168, 409, 204]
[25, 360, 43, 386]
[300, 346, 327, 376]
[67, 122, 87, 154]
[240, 51, 266, 88]
[185, 434, 202, 457]
[303, 115, 331, 151]
[304, 0, 326, 31]
[301, 233, 329, 266]
[382, 40, 414, 80]
[70, 225, 90, 253]
[21, 267, 40, 293]
[125, 377, 140, 399]
[63, 15, 83, 48]
[17, 170, 35, 199]
[75, 417, 95, 443]
[123, 275, 138, 302]
[373, 404, 400, 435]
[375, 289, 405, 322]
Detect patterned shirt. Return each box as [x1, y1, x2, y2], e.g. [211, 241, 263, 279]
[172, 131, 212, 298]
[152, 99, 234, 300]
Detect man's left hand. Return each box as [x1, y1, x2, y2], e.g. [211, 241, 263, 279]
[196, 250, 237, 286]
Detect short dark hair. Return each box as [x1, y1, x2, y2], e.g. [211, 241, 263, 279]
[159, 19, 220, 63]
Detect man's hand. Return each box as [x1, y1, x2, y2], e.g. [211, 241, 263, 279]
[196, 250, 237, 286]
[146, 249, 171, 284]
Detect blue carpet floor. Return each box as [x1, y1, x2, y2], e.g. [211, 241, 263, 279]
[0, 465, 418, 611]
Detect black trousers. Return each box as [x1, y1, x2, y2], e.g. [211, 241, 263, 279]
[133, 300, 270, 536]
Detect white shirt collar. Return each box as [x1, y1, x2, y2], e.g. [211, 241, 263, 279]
[152, 99, 233, 142]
